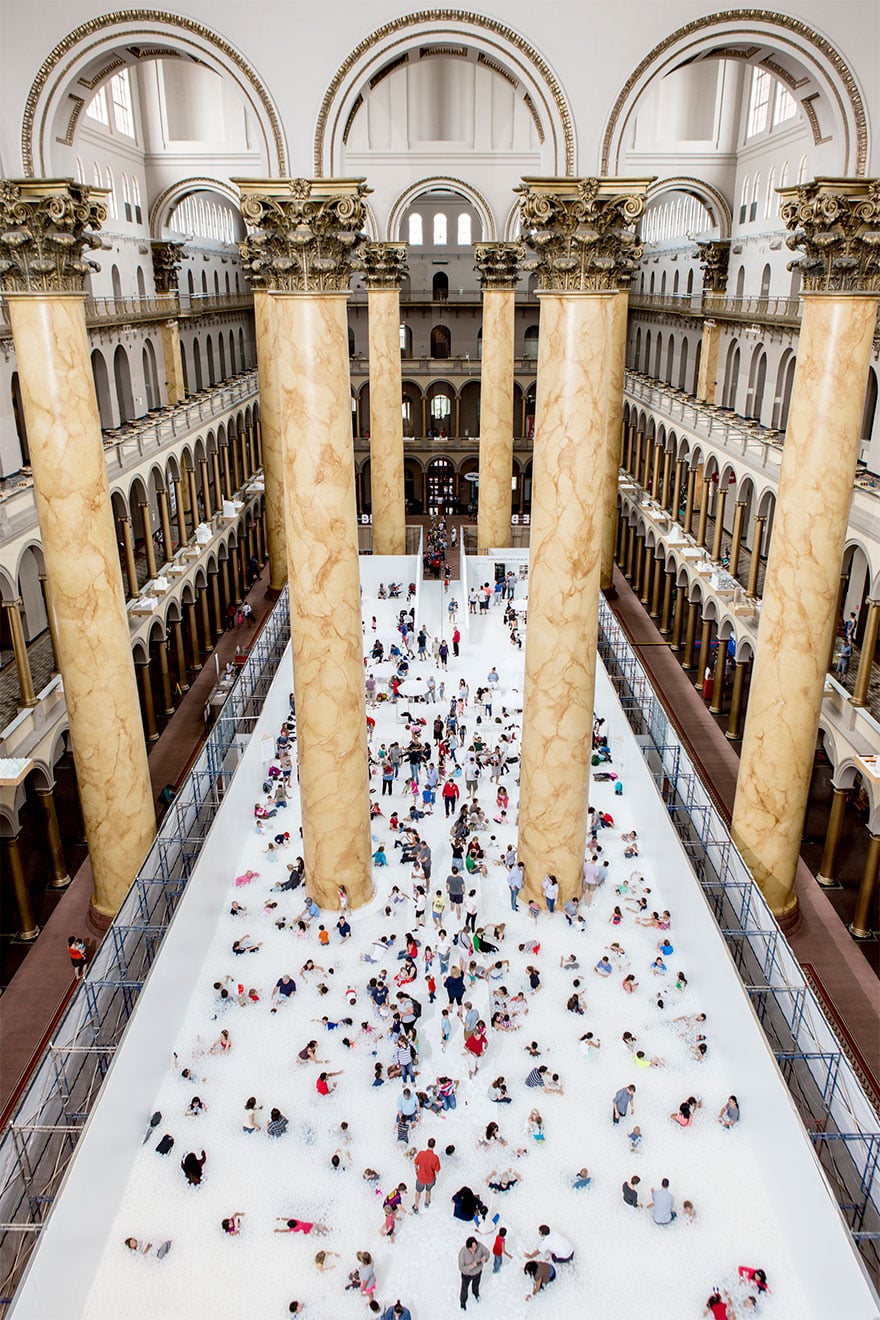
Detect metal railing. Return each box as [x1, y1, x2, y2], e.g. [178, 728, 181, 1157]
[0, 589, 291, 1310]
[628, 291, 802, 326]
[0, 292, 254, 336]
[596, 597, 880, 1285]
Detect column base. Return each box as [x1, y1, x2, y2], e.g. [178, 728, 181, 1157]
[163, 705, 176, 718]
[815, 873, 842, 889]
[146, 731, 160, 744]
[48, 873, 72, 891]
[772, 895, 800, 935]
[265, 585, 283, 601]
[724, 731, 742, 743]
[849, 698, 867, 709]
[87, 899, 114, 938]
[12, 925, 40, 943]
[848, 922, 875, 941]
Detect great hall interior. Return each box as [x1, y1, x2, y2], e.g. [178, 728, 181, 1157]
[0, 3, 878, 1315]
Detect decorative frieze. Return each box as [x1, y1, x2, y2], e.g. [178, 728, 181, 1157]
[235, 177, 370, 293]
[515, 177, 650, 293]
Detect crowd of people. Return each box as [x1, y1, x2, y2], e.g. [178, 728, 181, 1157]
[104, 539, 784, 1320]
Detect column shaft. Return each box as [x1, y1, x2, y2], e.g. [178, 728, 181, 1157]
[186, 602, 202, 673]
[711, 488, 727, 563]
[696, 481, 710, 549]
[477, 288, 516, 554]
[157, 489, 174, 564]
[519, 292, 616, 902]
[38, 787, 71, 889]
[671, 459, 685, 523]
[199, 457, 212, 521]
[3, 835, 38, 941]
[640, 543, 653, 606]
[171, 617, 189, 691]
[851, 600, 879, 706]
[38, 574, 60, 672]
[369, 286, 407, 554]
[732, 293, 878, 918]
[670, 583, 686, 651]
[136, 657, 159, 742]
[850, 833, 879, 940]
[157, 639, 175, 715]
[660, 449, 672, 510]
[209, 568, 223, 638]
[187, 465, 200, 531]
[659, 571, 673, 634]
[119, 517, 138, 598]
[2, 599, 37, 706]
[273, 292, 372, 906]
[7, 293, 155, 917]
[159, 319, 186, 406]
[139, 502, 157, 580]
[599, 292, 628, 589]
[726, 659, 748, 740]
[172, 477, 187, 548]
[728, 501, 746, 579]
[682, 600, 698, 671]
[252, 291, 289, 592]
[221, 445, 233, 504]
[198, 585, 212, 655]
[817, 785, 848, 887]
[695, 318, 721, 403]
[684, 467, 697, 535]
[697, 618, 713, 689]
[747, 516, 765, 597]
[650, 557, 662, 618]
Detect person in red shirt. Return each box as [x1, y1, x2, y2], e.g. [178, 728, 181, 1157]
[452, 626, 461, 658]
[316, 1071, 342, 1096]
[704, 1291, 732, 1319]
[413, 1138, 441, 1211]
[442, 778, 460, 818]
[464, 1021, 488, 1079]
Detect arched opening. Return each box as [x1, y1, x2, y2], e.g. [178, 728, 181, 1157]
[677, 338, 689, 391]
[399, 323, 413, 358]
[860, 367, 878, 445]
[759, 263, 772, 301]
[206, 335, 216, 387]
[113, 345, 135, 423]
[193, 339, 204, 391]
[524, 325, 540, 361]
[773, 352, 797, 431]
[111, 264, 122, 301]
[430, 325, 451, 360]
[722, 341, 740, 411]
[426, 458, 455, 516]
[432, 272, 449, 302]
[11, 371, 30, 465]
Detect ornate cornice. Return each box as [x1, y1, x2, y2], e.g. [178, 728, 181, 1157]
[473, 241, 525, 290]
[314, 11, 575, 176]
[360, 241, 409, 289]
[150, 238, 184, 293]
[695, 239, 731, 294]
[515, 177, 649, 293]
[780, 178, 880, 293]
[601, 11, 867, 178]
[22, 11, 286, 177]
[235, 178, 369, 293]
[0, 178, 106, 294]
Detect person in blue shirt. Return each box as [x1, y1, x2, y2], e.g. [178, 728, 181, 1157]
[382, 1304, 412, 1320]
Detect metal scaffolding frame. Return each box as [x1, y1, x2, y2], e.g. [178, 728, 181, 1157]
[597, 598, 880, 1285]
[0, 591, 291, 1310]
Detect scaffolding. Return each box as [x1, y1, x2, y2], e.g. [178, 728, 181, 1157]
[0, 590, 291, 1311]
[597, 598, 880, 1285]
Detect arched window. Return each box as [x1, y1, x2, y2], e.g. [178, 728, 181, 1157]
[91, 350, 113, 430]
[131, 175, 142, 224]
[142, 341, 160, 410]
[433, 213, 447, 246]
[113, 345, 134, 422]
[723, 341, 740, 411]
[457, 213, 472, 245]
[797, 154, 809, 184]
[92, 162, 101, 187]
[759, 264, 772, 300]
[121, 172, 131, 222]
[75, 156, 85, 184]
[432, 272, 449, 301]
[764, 167, 776, 220]
[111, 265, 122, 301]
[524, 325, 539, 361]
[746, 67, 772, 138]
[750, 175, 760, 222]
[633, 327, 641, 371]
[110, 69, 134, 138]
[408, 213, 423, 245]
[399, 323, 413, 357]
[735, 266, 746, 299]
[430, 325, 451, 359]
[739, 175, 750, 225]
[104, 167, 117, 219]
[779, 161, 790, 188]
[136, 266, 146, 297]
[86, 85, 109, 126]
[860, 367, 878, 441]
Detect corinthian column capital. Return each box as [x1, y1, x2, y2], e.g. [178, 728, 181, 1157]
[0, 178, 106, 294]
[515, 176, 651, 293]
[473, 242, 525, 290]
[780, 177, 880, 293]
[234, 177, 371, 293]
[360, 241, 409, 290]
[151, 240, 185, 294]
[695, 239, 730, 295]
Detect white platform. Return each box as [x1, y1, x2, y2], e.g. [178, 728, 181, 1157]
[10, 568, 878, 1320]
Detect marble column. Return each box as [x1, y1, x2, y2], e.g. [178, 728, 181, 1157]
[38, 573, 60, 672]
[660, 448, 672, 511]
[237, 177, 373, 908]
[1, 179, 155, 920]
[2, 834, 38, 941]
[728, 500, 747, 579]
[682, 599, 699, 671]
[252, 291, 289, 593]
[170, 617, 189, 692]
[157, 638, 175, 716]
[474, 243, 523, 555]
[650, 555, 663, 618]
[711, 488, 727, 563]
[172, 476, 187, 549]
[185, 601, 202, 673]
[139, 502, 157, 580]
[187, 464, 200, 531]
[514, 176, 649, 903]
[198, 457, 212, 521]
[209, 566, 223, 638]
[709, 637, 727, 714]
[816, 783, 848, 887]
[671, 458, 685, 523]
[363, 243, 409, 556]
[640, 541, 653, 606]
[37, 786, 71, 889]
[599, 291, 629, 590]
[119, 517, 138, 598]
[151, 244, 186, 406]
[198, 583, 212, 655]
[696, 480, 710, 549]
[136, 656, 159, 742]
[211, 451, 223, 519]
[850, 831, 879, 940]
[696, 616, 713, 689]
[633, 431, 643, 490]
[684, 467, 697, 535]
[746, 516, 766, 598]
[694, 242, 730, 403]
[732, 179, 880, 922]
[157, 488, 174, 564]
[659, 570, 674, 635]
[725, 658, 748, 741]
[2, 599, 37, 707]
[851, 599, 879, 707]
[221, 444, 234, 504]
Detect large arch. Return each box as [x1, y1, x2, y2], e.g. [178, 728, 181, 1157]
[645, 176, 732, 240]
[150, 177, 244, 239]
[22, 10, 287, 177]
[314, 10, 576, 177]
[387, 177, 496, 243]
[601, 11, 868, 176]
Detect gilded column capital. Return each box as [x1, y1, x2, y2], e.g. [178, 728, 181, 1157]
[0, 178, 106, 294]
[695, 240, 730, 295]
[780, 177, 880, 293]
[515, 177, 651, 293]
[151, 240, 185, 294]
[234, 177, 370, 293]
[474, 242, 525, 290]
[360, 242, 409, 290]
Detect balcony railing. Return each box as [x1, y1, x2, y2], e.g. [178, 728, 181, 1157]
[0, 291, 255, 336]
[628, 292, 802, 326]
[350, 354, 538, 374]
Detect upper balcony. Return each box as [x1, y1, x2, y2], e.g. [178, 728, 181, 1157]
[0, 291, 254, 338]
[628, 292, 802, 328]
